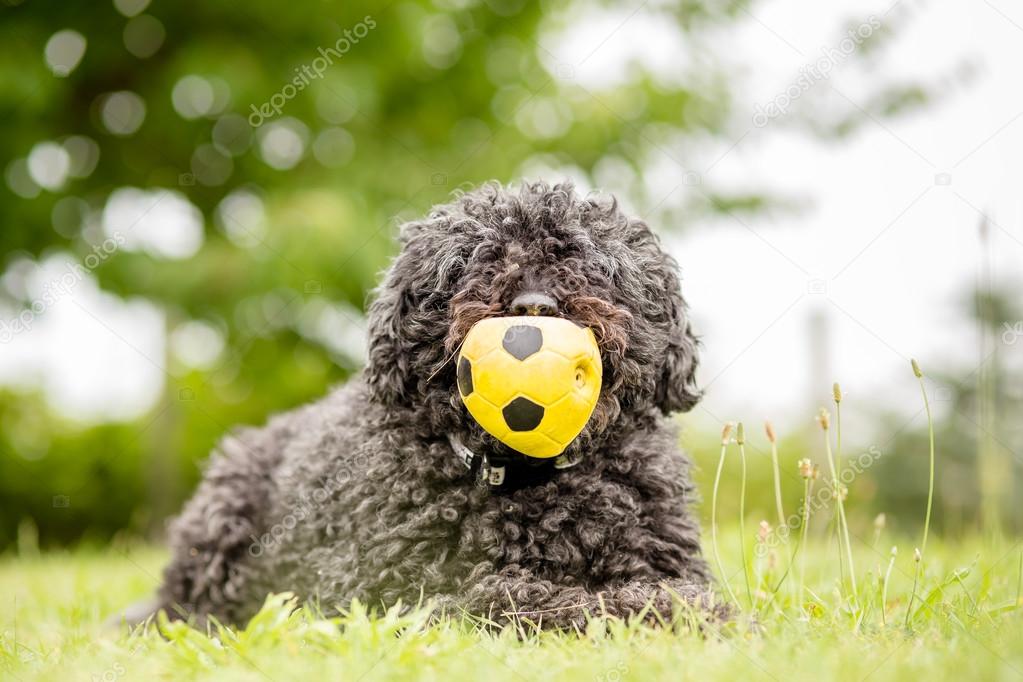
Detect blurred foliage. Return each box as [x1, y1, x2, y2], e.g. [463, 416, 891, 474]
[688, 284, 1023, 540]
[0, 0, 940, 548]
[872, 284, 1023, 535]
[0, 0, 753, 548]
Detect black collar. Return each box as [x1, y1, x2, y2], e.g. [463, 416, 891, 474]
[447, 433, 582, 489]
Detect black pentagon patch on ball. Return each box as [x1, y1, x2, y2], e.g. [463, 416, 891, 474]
[502, 325, 543, 361]
[457, 357, 474, 396]
[503, 396, 545, 431]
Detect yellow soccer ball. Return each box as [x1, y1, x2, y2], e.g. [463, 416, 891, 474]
[456, 316, 602, 458]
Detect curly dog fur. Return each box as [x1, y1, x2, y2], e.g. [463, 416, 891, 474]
[155, 180, 715, 629]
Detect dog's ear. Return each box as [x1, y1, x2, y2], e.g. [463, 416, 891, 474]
[644, 244, 701, 414]
[655, 270, 702, 414]
[364, 217, 461, 407]
[364, 269, 415, 407]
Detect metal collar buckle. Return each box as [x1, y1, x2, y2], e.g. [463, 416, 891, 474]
[447, 433, 580, 488]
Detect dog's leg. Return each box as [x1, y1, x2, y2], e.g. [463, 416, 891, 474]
[587, 577, 727, 625]
[450, 567, 720, 630]
[155, 428, 283, 625]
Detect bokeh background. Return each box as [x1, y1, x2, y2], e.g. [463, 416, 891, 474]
[1, 0, 1020, 551]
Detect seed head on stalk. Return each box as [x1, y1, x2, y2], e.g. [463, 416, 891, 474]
[711, 422, 739, 605]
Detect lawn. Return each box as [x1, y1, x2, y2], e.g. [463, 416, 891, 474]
[3, 530, 1022, 682]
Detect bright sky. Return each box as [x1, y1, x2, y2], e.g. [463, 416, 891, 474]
[3, 0, 1021, 436]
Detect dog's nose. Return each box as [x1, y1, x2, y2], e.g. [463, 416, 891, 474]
[509, 291, 558, 316]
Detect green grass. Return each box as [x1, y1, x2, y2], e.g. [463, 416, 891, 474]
[4, 362, 1019, 680]
[3, 532, 1022, 682]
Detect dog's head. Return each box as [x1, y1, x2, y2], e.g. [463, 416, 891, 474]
[364, 181, 700, 450]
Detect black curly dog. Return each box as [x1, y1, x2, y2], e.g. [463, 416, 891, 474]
[153, 181, 715, 629]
